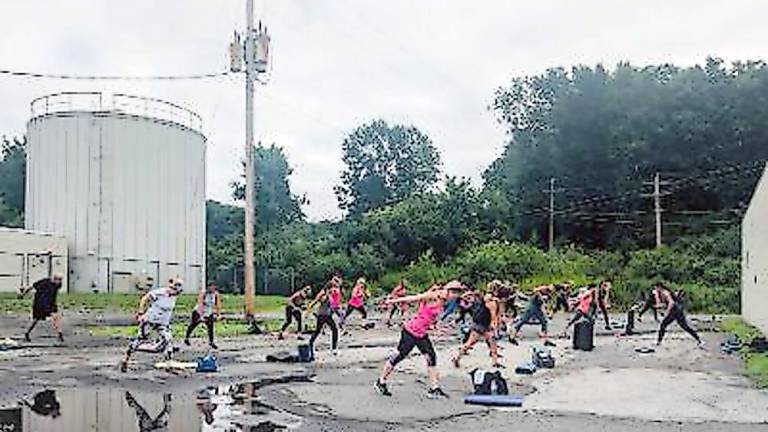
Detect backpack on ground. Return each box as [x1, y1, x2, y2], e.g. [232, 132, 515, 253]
[469, 368, 509, 395]
[531, 346, 555, 368]
[196, 354, 218, 372]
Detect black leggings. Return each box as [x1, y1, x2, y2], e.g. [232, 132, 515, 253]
[280, 305, 303, 333]
[566, 310, 589, 328]
[657, 307, 700, 344]
[309, 314, 338, 349]
[345, 305, 367, 320]
[389, 329, 437, 367]
[388, 305, 404, 321]
[456, 307, 472, 324]
[185, 311, 215, 343]
[596, 300, 610, 328]
[638, 296, 659, 321]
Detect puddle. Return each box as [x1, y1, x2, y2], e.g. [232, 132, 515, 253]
[0, 376, 312, 431]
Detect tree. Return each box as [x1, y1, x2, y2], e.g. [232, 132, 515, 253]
[335, 119, 441, 216]
[232, 143, 306, 232]
[487, 58, 768, 248]
[0, 136, 26, 227]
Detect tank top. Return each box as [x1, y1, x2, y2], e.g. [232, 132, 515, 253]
[349, 284, 365, 308]
[405, 301, 443, 338]
[203, 292, 217, 316]
[330, 287, 341, 308]
[472, 299, 492, 327]
[317, 293, 332, 316]
[577, 291, 593, 314]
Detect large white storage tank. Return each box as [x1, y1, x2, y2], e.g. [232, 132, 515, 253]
[25, 92, 206, 293]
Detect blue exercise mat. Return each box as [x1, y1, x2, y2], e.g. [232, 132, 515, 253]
[464, 394, 524, 407]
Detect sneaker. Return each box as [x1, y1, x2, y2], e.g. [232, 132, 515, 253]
[509, 337, 519, 346]
[332, 349, 339, 356]
[184, 339, 191, 346]
[426, 387, 449, 399]
[119, 361, 128, 373]
[24, 333, 30, 343]
[374, 380, 392, 397]
[544, 340, 556, 348]
[209, 343, 218, 350]
[277, 333, 284, 341]
[604, 326, 612, 331]
[492, 363, 505, 369]
[451, 356, 460, 368]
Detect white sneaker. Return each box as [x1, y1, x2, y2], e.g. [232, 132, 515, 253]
[697, 341, 707, 350]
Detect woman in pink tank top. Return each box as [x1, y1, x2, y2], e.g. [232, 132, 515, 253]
[374, 281, 464, 399]
[345, 278, 370, 323]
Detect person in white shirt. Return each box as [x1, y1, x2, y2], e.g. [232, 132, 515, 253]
[120, 278, 183, 372]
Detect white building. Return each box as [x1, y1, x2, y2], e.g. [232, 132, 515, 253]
[24, 92, 206, 294]
[0, 227, 67, 292]
[742, 163, 768, 335]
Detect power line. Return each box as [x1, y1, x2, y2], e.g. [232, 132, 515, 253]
[0, 68, 234, 81]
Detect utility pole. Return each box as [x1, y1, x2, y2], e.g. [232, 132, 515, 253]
[653, 172, 662, 248]
[544, 177, 563, 251]
[643, 172, 669, 248]
[243, 0, 256, 322]
[231, 0, 270, 326]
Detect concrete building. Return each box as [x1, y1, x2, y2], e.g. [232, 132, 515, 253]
[25, 92, 206, 293]
[0, 227, 67, 292]
[742, 163, 768, 335]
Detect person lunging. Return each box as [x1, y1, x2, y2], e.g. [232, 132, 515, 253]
[278, 286, 311, 340]
[508, 285, 556, 347]
[452, 289, 502, 369]
[306, 283, 339, 355]
[120, 278, 183, 372]
[655, 283, 704, 348]
[184, 283, 221, 349]
[375, 281, 464, 399]
[19, 272, 64, 343]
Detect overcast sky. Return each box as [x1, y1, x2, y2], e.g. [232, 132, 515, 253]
[1, 0, 766, 221]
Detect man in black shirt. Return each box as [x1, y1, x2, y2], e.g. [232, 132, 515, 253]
[19, 273, 64, 342]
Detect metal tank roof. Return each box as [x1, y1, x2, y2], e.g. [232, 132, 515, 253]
[29, 92, 205, 137]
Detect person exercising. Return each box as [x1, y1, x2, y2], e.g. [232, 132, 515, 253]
[278, 285, 311, 340]
[345, 277, 370, 323]
[306, 282, 339, 355]
[375, 281, 464, 399]
[655, 283, 704, 348]
[451, 289, 502, 369]
[509, 284, 556, 347]
[19, 272, 64, 343]
[637, 284, 662, 322]
[385, 280, 408, 326]
[184, 283, 221, 349]
[120, 278, 183, 372]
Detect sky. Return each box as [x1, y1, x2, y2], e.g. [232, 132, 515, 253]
[1, 0, 767, 221]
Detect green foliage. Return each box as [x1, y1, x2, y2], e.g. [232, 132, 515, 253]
[0, 136, 25, 227]
[335, 119, 441, 216]
[721, 318, 768, 388]
[232, 143, 305, 230]
[487, 58, 768, 248]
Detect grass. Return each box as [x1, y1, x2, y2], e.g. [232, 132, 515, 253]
[89, 318, 284, 339]
[721, 317, 768, 388]
[0, 293, 285, 315]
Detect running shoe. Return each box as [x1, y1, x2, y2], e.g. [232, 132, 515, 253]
[697, 340, 707, 350]
[544, 340, 556, 348]
[509, 337, 519, 346]
[374, 380, 392, 396]
[492, 363, 505, 369]
[426, 387, 449, 399]
[209, 343, 218, 350]
[119, 360, 128, 373]
[451, 356, 460, 368]
[184, 339, 191, 346]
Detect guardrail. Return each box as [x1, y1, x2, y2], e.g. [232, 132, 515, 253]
[30, 92, 203, 133]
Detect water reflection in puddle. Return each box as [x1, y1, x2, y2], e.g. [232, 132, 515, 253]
[0, 377, 311, 431]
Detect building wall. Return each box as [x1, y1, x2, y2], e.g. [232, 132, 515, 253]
[25, 111, 205, 294]
[0, 227, 67, 292]
[742, 164, 768, 335]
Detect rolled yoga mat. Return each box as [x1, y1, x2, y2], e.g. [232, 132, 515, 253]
[464, 394, 524, 407]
